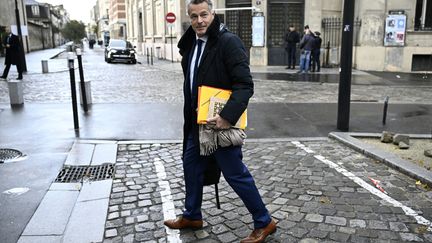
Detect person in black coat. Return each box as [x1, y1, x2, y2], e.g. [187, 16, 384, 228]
[311, 31, 322, 72]
[163, 0, 276, 242]
[1, 26, 23, 80]
[284, 25, 300, 69]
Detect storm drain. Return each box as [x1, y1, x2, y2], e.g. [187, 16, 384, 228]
[0, 148, 26, 163]
[55, 164, 115, 183]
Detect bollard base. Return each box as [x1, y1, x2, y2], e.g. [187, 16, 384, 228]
[79, 80, 92, 105]
[8, 80, 24, 105]
[41, 60, 49, 73]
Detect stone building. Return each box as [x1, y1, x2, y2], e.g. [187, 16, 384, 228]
[109, 0, 127, 39]
[93, 0, 111, 45]
[125, 0, 432, 72]
[0, 0, 28, 54]
[25, 0, 69, 51]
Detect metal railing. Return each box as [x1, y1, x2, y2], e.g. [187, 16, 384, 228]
[321, 17, 361, 67]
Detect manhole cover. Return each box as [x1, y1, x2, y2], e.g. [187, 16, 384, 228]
[55, 164, 115, 183]
[0, 149, 25, 163]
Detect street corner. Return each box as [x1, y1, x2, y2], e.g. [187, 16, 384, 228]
[104, 139, 432, 242]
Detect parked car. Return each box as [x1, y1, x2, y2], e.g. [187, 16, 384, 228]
[104, 39, 137, 64]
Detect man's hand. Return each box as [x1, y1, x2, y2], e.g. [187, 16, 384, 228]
[6, 44, 10, 48]
[207, 114, 231, 130]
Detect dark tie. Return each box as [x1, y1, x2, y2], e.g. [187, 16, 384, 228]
[192, 39, 203, 95]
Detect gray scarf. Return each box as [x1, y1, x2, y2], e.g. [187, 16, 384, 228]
[199, 124, 246, 156]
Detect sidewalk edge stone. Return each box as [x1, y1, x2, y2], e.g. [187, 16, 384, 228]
[329, 132, 432, 186]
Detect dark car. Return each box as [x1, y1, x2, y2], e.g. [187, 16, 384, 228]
[104, 39, 137, 64]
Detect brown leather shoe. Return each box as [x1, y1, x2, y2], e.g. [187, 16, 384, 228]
[240, 219, 277, 243]
[163, 216, 203, 229]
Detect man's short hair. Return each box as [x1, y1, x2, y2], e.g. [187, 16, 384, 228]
[187, 0, 214, 14]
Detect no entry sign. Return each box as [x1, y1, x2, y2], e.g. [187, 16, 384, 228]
[166, 12, 176, 23]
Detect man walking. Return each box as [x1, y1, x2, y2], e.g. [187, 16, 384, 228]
[164, 0, 276, 242]
[298, 25, 314, 74]
[1, 26, 23, 80]
[284, 25, 300, 69]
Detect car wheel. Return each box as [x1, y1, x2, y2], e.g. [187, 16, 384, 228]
[107, 58, 112, 63]
[132, 59, 137, 64]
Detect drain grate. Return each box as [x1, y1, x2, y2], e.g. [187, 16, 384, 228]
[0, 148, 25, 163]
[55, 164, 115, 183]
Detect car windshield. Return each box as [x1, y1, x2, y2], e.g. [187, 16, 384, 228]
[109, 40, 126, 48]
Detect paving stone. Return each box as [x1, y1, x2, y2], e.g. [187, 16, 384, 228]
[195, 230, 210, 239]
[399, 233, 424, 242]
[368, 220, 388, 230]
[22, 191, 79, 236]
[107, 212, 119, 220]
[105, 229, 117, 238]
[329, 232, 350, 242]
[325, 216, 347, 226]
[305, 214, 324, 223]
[350, 219, 366, 228]
[217, 232, 237, 242]
[135, 222, 156, 232]
[63, 199, 109, 243]
[288, 227, 308, 238]
[299, 238, 319, 243]
[389, 221, 409, 232]
[307, 229, 328, 239]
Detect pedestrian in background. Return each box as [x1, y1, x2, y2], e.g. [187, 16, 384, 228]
[311, 31, 322, 72]
[298, 25, 315, 74]
[284, 25, 300, 69]
[163, 0, 277, 242]
[1, 26, 23, 80]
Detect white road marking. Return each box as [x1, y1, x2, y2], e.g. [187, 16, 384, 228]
[3, 187, 29, 196]
[153, 158, 182, 243]
[292, 141, 432, 232]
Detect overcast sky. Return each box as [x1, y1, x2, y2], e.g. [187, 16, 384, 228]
[38, 0, 97, 24]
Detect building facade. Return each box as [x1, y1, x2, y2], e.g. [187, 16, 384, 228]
[125, 0, 432, 72]
[94, 0, 110, 45]
[0, 0, 28, 54]
[25, 0, 69, 51]
[109, 0, 127, 39]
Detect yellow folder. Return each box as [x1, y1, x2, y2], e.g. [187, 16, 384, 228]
[197, 85, 247, 129]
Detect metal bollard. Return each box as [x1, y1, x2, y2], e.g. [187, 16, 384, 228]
[8, 80, 24, 105]
[76, 48, 88, 112]
[147, 48, 149, 65]
[41, 60, 49, 73]
[382, 96, 389, 125]
[151, 48, 154, 65]
[68, 52, 79, 130]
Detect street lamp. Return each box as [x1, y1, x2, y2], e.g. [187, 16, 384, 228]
[14, 0, 27, 72]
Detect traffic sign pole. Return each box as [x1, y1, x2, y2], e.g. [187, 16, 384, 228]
[165, 12, 176, 63]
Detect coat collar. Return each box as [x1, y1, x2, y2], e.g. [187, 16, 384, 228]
[178, 14, 225, 55]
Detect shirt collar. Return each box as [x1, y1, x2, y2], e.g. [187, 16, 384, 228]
[196, 35, 208, 43]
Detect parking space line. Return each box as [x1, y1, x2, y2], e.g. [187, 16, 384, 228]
[153, 158, 182, 242]
[292, 141, 432, 232]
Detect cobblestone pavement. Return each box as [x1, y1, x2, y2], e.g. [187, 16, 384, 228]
[1, 47, 431, 104]
[104, 140, 432, 242]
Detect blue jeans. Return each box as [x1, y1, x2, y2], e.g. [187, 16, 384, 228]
[299, 50, 311, 73]
[182, 135, 271, 229]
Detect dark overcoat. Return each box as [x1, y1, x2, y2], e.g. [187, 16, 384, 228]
[177, 14, 253, 153]
[177, 14, 253, 185]
[3, 34, 21, 65]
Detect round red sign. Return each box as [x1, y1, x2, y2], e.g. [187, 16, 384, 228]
[165, 12, 176, 23]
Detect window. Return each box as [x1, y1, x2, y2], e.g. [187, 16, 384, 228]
[32, 5, 40, 16]
[415, 0, 432, 30]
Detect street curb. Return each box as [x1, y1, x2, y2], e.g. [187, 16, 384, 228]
[329, 132, 432, 186]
